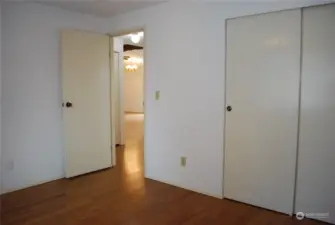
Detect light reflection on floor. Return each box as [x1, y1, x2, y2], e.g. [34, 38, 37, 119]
[120, 113, 144, 176]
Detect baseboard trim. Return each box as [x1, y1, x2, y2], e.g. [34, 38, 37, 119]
[1, 175, 64, 195]
[145, 175, 223, 199]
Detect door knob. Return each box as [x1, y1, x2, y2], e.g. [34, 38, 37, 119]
[66, 102, 73, 108]
[226, 105, 232, 112]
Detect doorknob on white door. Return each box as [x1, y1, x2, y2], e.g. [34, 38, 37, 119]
[65, 102, 73, 108]
[62, 102, 73, 108]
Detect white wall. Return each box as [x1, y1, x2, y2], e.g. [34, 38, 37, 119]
[104, 1, 333, 198]
[124, 65, 144, 113]
[1, 2, 107, 193]
[1, 1, 333, 194]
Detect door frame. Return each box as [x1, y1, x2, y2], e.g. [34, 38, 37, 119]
[108, 27, 147, 170]
[113, 51, 123, 146]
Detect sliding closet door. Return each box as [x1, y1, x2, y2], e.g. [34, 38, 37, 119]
[224, 9, 301, 214]
[295, 4, 335, 224]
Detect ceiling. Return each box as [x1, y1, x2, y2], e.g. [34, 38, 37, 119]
[41, 0, 165, 18]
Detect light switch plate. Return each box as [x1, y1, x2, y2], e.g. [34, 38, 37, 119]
[155, 91, 160, 100]
[181, 157, 187, 167]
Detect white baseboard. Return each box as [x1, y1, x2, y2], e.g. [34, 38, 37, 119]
[1, 175, 64, 195]
[145, 175, 223, 199]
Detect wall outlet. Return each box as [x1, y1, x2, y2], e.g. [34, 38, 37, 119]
[155, 91, 160, 100]
[181, 157, 187, 167]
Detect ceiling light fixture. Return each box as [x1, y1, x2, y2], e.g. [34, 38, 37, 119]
[130, 34, 140, 44]
[129, 32, 144, 44]
[125, 64, 138, 72]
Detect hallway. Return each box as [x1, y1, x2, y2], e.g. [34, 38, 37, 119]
[119, 113, 144, 177]
[124, 113, 144, 146]
[1, 113, 326, 225]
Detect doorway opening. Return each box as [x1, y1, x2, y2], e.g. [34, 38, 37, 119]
[112, 30, 145, 175]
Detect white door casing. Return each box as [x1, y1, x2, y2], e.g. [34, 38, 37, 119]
[113, 51, 121, 146]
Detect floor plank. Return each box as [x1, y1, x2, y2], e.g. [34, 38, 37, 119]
[0, 114, 327, 225]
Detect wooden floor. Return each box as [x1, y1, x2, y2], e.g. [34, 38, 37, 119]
[0, 114, 326, 225]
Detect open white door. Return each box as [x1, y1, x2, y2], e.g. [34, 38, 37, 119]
[61, 30, 112, 178]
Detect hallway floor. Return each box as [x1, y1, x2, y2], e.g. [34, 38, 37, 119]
[0, 113, 325, 225]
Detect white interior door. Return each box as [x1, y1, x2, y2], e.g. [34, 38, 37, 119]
[62, 30, 112, 178]
[224, 9, 301, 214]
[295, 4, 335, 224]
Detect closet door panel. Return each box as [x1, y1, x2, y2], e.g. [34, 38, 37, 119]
[296, 4, 335, 224]
[224, 9, 301, 214]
